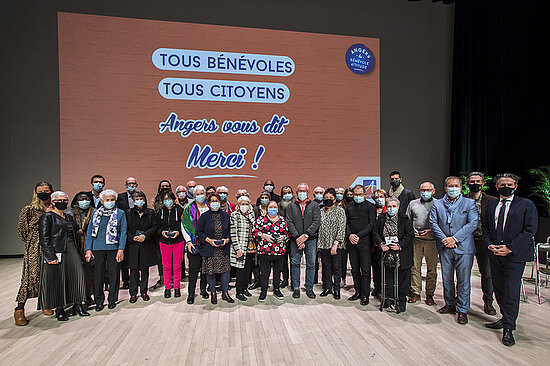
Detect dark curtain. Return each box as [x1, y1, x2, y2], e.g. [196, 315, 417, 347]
[450, 0, 549, 189]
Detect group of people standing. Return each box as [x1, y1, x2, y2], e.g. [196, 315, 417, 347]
[14, 171, 537, 347]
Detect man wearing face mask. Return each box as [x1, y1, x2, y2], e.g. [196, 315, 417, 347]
[429, 176, 478, 325]
[466, 172, 498, 315]
[388, 171, 416, 215]
[406, 182, 439, 306]
[313, 186, 325, 208]
[186, 180, 197, 203]
[256, 179, 281, 206]
[85, 175, 106, 208]
[482, 173, 538, 347]
[175, 185, 188, 207]
[116, 177, 138, 212]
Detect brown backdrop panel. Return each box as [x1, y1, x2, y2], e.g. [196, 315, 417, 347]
[58, 12, 379, 200]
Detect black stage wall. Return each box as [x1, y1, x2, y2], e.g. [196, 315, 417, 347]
[0, 0, 454, 255]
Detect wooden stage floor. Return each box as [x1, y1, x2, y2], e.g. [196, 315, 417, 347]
[0, 258, 548, 365]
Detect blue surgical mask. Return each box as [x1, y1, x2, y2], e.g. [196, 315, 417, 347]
[219, 193, 227, 201]
[375, 197, 385, 207]
[260, 198, 269, 206]
[195, 194, 206, 204]
[336, 194, 344, 201]
[103, 201, 116, 210]
[134, 200, 145, 208]
[268, 207, 278, 216]
[210, 201, 221, 211]
[420, 191, 432, 201]
[315, 194, 323, 201]
[93, 182, 104, 191]
[127, 186, 136, 193]
[354, 196, 365, 204]
[446, 187, 461, 199]
[283, 193, 293, 201]
[297, 192, 308, 201]
[78, 200, 91, 210]
[387, 207, 398, 216]
[188, 187, 195, 196]
[163, 199, 173, 208]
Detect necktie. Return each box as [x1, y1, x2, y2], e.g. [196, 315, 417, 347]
[496, 199, 508, 243]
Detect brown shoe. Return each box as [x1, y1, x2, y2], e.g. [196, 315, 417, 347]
[222, 291, 235, 303]
[408, 294, 420, 303]
[129, 296, 138, 303]
[457, 312, 468, 324]
[42, 309, 54, 316]
[141, 293, 150, 301]
[425, 295, 436, 306]
[211, 291, 218, 305]
[14, 309, 28, 326]
[438, 305, 456, 314]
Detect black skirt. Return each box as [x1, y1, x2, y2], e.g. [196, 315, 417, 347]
[38, 236, 87, 310]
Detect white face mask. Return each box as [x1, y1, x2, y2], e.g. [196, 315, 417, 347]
[239, 204, 249, 214]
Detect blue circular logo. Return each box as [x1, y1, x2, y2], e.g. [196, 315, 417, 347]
[345, 44, 375, 74]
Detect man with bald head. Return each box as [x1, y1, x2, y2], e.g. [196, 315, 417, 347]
[186, 180, 197, 201]
[406, 181, 438, 305]
[116, 176, 138, 289]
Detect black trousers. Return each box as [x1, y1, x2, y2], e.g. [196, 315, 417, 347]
[280, 250, 290, 283]
[371, 247, 382, 296]
[384, 266, 411, 309]
[187, 252, 206, 295]
[348, 243, 372, 297]
[247, 253, 261, 285]
[474, 239, 494, 303]
[258, 255, 283, 292]
[320, 248, 343, 291]
[93, 250, 120, 305]
[129, 267, 149, 296]
[490, 255, 525, 330]
[314, 251, 320, 284]
[156, 243, 163, 278]
[236, 252, 256, 293]
[121, 268, 130, 285]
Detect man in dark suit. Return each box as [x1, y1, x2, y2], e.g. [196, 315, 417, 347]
[116, 177, 138, 211]
[82, 174, 105, 208]
[116, 177, 138, 289]
[388, 171, 416, 215]
[482, 173, 538, 347]
[467, 172, 498, 315]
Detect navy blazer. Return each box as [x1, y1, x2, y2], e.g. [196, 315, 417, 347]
[197, 210, 231, 258]
[482, 196, 538, 263]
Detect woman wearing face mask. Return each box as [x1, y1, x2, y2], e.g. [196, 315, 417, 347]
[14, 181, 54, 326]
[372, 197, 414, 313]
[70, 192, 94, 306]
[318, 188, 347, 299]
[230, 195, 257, 301]
[85, 189, 127, 311]
[125, 191, 158, 303]
[370, 188, 388, 299]
[278, 185, 294, 288]
[254, 191, 270, 218]
[339, 187, 354, 289]
[153, 180, 172, 212]
[38, 191, 89, 321]
[253, 201, 289, 302]
[256, 180, 281, 206]
[335, 188, 346, 207]
[197, 194, 233, 304]
[182, 185, 210, 303]
[344, 188, 354, 207]
[155, 191, 184, 299]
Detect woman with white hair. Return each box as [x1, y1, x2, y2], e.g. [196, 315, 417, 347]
[85, 189, 127, 311]
[181, 185, 210, 303]
[38, 191, 89, 321]
[230, 194, 256, 301]
[217, 185, 236, 214]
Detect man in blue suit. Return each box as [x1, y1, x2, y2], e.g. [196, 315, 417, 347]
[429, 176, 478, 324]
[482, 173, 538, 347]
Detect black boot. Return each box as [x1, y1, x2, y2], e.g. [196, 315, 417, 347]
[73, 304, 90, 317]
[55, 307, 68, 321]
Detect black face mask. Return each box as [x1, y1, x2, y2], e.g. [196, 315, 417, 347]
[390, 179, 401, 188]
[498, 186, 515, 197]
[323, 198, 334, 207]
[345, 196, 354, 202]
[37, 192, 51, 201]
[468, 183, 482, 193]
[54, 201, 68, 210]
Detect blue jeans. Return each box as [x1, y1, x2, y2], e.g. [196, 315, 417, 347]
[439, 250, 474, 313]
[290, 238, 317, 291]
